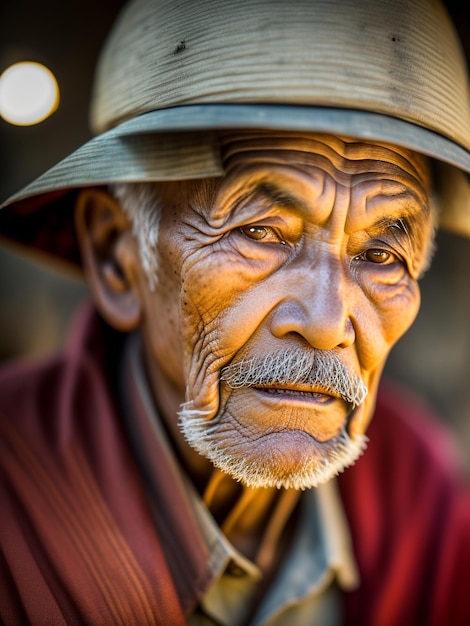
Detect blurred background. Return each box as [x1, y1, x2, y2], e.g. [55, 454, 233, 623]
[0, 0, 126, 357]
[1, 1, 470, 464]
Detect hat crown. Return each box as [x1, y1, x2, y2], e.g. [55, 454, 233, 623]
[91, 0, 470, 151]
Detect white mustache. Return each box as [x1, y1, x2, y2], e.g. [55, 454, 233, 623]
[220, 348, 368, 409]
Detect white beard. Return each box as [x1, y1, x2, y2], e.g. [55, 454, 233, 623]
[179, 347, 368, 490]
[178, 402, 368, 490]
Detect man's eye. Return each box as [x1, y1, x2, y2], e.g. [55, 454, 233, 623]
[359, 249, 396, 264]
[239, 225, 285, 244]
[240, 225, 269, 240]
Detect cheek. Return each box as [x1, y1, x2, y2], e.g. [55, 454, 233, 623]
[139, 252, 186, 391]
[356, 273, 421, 370]
[180, 252, 282, 414]
[349, 278, 420, 437]
[377, 281, 421, 346]
[180, 265, 225, 409]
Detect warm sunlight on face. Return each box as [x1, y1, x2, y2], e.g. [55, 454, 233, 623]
[133, 133, 433, 490]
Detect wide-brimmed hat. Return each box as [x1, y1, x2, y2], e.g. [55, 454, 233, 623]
[1, 0, 469, 269]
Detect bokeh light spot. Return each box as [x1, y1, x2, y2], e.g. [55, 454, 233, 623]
[0, 62, 59, 126]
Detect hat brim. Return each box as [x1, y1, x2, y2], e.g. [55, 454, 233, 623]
[4, 104, 470, 202]
[1, 104, 470, 268]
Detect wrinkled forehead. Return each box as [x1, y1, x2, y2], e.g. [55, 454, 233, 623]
[217, 130, 431, 190]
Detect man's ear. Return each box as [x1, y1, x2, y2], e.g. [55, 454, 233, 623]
[75, 188, 142, 331]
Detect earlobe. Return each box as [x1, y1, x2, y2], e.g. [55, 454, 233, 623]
[75, 188, 142, 331]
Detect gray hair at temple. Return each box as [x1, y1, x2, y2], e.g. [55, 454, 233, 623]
[110, 182, 163, 290]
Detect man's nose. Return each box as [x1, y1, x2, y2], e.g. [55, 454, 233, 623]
[269, 256, 356, 351]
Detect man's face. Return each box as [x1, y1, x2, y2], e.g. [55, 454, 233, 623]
[136, 132, 433, 489]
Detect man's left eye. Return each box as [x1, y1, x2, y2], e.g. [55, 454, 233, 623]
[358, 249, 397, 264]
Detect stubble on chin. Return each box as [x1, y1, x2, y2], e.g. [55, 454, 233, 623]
[179, 346, 369, 489]
[178, 402, 368, 490]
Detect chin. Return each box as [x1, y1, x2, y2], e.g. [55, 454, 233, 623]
[178, 404, 368, 490]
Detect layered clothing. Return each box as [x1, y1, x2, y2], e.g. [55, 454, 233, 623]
[1, 305, 469, 625]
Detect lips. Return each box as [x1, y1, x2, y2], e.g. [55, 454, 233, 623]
[253, 384, 343, 405]
[225, 384, 351, 442]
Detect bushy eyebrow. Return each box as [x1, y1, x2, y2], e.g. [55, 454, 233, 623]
[373, 197, 433, 235]
[252, 182, 311, 214]
[374, 216, 410, 235]
[365, 215, 419, 253]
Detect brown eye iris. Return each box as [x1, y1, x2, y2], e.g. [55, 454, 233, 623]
[241, 225, 268, 240]
[364, 249, 392, 263]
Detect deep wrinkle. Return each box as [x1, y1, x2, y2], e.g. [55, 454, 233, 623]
[220, 134, 430, 191]
[212, 169, 431, 278]
[214, 166, 429, 232]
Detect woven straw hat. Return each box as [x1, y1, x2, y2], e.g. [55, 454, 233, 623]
[1, 0, 470, 267]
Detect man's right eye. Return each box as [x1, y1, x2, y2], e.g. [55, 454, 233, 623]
[239, 225, 286, 244]
[240, 225, 269, 240]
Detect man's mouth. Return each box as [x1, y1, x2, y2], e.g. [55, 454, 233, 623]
[218, 382, 359, 442]
[252, 384, 345, 406]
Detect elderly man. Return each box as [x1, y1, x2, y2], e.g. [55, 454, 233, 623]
[1, 0, 470, 624]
